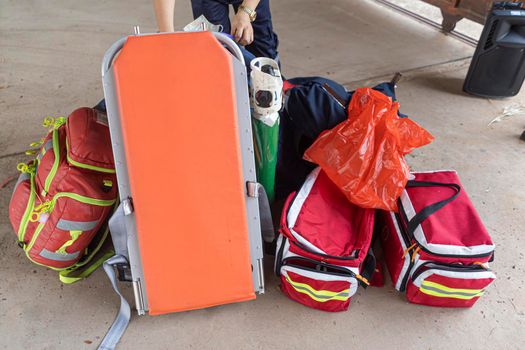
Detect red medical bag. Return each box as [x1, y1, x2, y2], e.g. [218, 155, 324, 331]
[379, 170, 496, 307]
[9, 108, 117, 272]
[275, 168, 376, 312]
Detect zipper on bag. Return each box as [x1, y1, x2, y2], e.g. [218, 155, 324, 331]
[290, 240, 359, 261]
[42, 124, 63, 196]
[282, 251, 370, 286]
[282, 256, 357, 278]
[17, 172, 37, 244]
[275, 235, 287, 276]
[411, 261, 489, 282]
[394, 212, 415, 292]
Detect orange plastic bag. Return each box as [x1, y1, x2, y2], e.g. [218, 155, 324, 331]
[304, 88, 434, 211]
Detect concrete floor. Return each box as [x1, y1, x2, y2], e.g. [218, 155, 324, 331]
[1, 0, 524, 349]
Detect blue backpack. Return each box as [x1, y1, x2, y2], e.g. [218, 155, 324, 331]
[275, 75, 405, 200]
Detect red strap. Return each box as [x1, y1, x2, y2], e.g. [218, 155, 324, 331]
[283, 80, 296, 93]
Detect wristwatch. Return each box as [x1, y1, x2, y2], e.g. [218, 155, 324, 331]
[239, 4, 257, 22]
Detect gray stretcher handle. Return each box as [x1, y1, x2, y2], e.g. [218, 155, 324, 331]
[101, 37, 127, 77]
[212, 32, 246, 65]
[101, 32, 245, 77]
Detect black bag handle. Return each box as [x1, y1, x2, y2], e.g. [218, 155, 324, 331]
[405, 180, 461, 237]
[358, 247, 376, 288]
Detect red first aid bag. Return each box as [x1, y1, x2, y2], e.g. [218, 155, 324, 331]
[304, 87, 434, 211]
[275, 168, 376, 312]
[9, 108, 117, 278]
[379, 170, 496, 307]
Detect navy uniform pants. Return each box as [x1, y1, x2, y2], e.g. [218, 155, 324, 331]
[191, 0, 279, 60]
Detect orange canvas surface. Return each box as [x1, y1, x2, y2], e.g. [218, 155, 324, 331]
[113, 32, 255, 315]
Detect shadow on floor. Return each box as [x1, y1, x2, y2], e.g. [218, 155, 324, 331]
[413, 75, 468, 96]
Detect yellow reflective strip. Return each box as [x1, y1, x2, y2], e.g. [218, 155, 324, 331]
[286, 275, 349, 297]
[420, 280, 484, 300]
[285, 275, 350, 303]
[23, 222, 75, 271]
[56, 230, 82, 254]
[420, 288, 484, 300]
[422, 280, 484, 295]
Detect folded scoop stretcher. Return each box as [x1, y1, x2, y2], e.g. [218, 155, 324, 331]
[99, 31, 271, 349]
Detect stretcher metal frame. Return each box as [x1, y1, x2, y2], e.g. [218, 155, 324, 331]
[101, 32, 265, 319]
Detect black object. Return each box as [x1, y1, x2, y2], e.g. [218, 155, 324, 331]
[117, 264, 133, 282]
[464, 2, 525, 98]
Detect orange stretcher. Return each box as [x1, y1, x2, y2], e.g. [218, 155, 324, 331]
[99, 31, 269, 350]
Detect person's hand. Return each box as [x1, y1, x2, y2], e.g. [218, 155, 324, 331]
[231, 10, 254, 46]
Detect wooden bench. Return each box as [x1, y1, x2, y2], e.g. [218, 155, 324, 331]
[421, 0, 520, 31]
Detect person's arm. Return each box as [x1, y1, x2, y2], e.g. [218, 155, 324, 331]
[231, 0, 260, 46]
[153, 0, 176, 32]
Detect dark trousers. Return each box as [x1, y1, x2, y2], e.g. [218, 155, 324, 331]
[191, 0, 279, 60]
